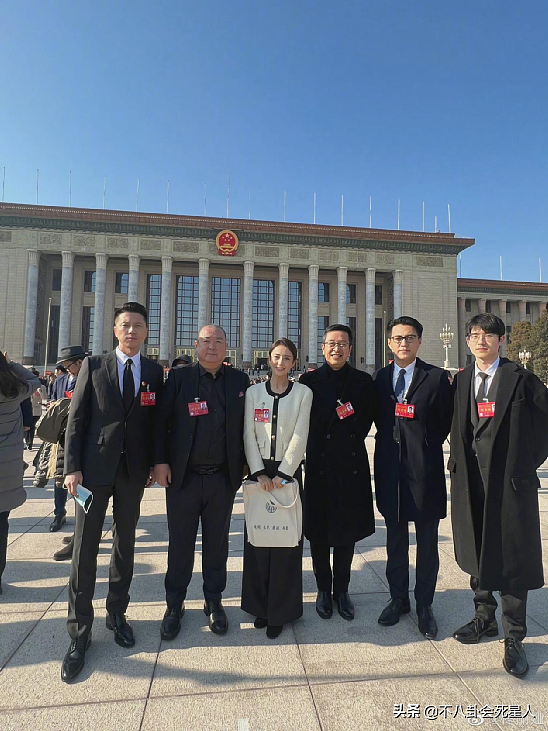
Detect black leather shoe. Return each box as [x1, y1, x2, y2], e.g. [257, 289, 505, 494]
[49, 514, 66, 532]
[333, 591, 355, 620]
[204, 600, 228, 635]
[266, 624, 283, 639]
[254, 617, 268, 629]
[160, 603, 185, 640]
[453, 617, 498, 644]
[503, 638, 528, 677]
[106, 612, 135, 648]
[53, 535, 74, 561]
[316, 591, 333, 619]
[417, 605, 438, 639]
[378, 597, 411, 626]
[61, 634, 91, 682]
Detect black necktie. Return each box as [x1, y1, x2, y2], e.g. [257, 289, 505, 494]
[394, 369, 406, 402]
[476, 372, 489, 404]
[123, 359, 134, 413]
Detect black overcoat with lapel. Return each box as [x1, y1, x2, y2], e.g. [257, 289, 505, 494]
[64, 351, 164, 486]
[372, 358, 453, 522]
[449, 357, 548, 592]
[154, 363, 250, 491]
[299, 364, 376, 545]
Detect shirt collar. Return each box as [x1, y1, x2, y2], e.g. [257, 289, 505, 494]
[116, 347, 141, 368]
[199, 363, 224, 379]
[394, 359, 416, 378]
[474, 357, 500, 379]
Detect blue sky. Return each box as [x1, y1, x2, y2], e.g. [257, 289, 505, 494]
[1, 0, 547, 281]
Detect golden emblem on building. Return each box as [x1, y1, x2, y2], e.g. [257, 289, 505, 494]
[216, 230, 239, 257]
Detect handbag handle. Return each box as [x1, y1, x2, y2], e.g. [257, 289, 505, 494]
[267, 480, 299, 509]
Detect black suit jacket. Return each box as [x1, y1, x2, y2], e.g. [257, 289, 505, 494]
[154, 363, 250, 491]
[64, 351, 164, 486]
[373, 358, 453, 522]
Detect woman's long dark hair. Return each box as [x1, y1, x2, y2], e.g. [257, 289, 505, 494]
[0, 351, 28, 399]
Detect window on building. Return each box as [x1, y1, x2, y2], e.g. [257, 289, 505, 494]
[175, 275, 199, 346]
[211, 277, 241, 348]
[82, 306, 95, 351]
[485, 300, 492, 313]
[375, 284, 383, 305]
[465, 299, 471, 312]
[506, 301, 512, 314]
[288, 281, 302, 350]
[146, 274, 162, 347]
[84, 270, 96, 293]
[318, 282, 330, 303]
[52, 269, 62, 292]
[347, 316, 356, 367]
[47, 305, 60, 363]
[526, 302, 531, 314]
[346, 284, 356, 304]
[317, 316, 330, 364]
[253, 280, 275, 348]
[115, 272, 129, 295]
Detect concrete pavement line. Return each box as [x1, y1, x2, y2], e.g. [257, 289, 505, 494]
[290, 622, 326, 731]
[137, 632, 163, 731]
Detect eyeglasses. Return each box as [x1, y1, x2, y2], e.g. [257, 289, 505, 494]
[467, 333, 500, 342]
[390, 335, 418, 344]
[323, 341, 350, 350]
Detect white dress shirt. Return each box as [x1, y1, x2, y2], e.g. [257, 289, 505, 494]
[473, 357, 500, 400]
[115, 348, 141, 397]
[392, 359, 416, 402]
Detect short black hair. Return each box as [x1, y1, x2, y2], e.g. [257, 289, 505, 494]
[387, 316, 423, 338]
[323, 323, 353, 346]
[114, 302, 148, 326]
[465, 313, 505, 338]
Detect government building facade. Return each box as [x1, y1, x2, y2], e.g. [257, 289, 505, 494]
[0, 202, 545, 372]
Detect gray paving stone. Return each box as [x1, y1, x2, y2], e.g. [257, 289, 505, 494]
[0, 559, 69, 613]
[459, 667, 548, 722]
[0, 611, 43, 669]
[0, 700, 145, 731]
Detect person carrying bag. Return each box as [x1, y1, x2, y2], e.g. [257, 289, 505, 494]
[241, 338, 312, 639]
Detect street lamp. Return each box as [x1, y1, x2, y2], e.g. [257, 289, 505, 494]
[519, 350, 531, 369]
[440, 324, 454, 370]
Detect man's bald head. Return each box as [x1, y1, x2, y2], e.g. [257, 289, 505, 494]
[195, 324, 227, 373]
[197, 324, 227, 341]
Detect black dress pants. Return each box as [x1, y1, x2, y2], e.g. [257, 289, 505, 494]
[0, 511, 9, 581]
[471, 576, 528, 640]
[165, 468, 235, 605]
[67, 457, 144, 640]
[310, 542, 355, 593]
[385, 518, 439, 607]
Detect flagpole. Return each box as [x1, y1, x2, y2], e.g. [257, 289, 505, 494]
[166, 180, 170, 214]
[1, 167, 5, 202]
[283, 190, 286, 222]
[248, 187, 251, 220]
[136, 178, 140, 211]
[422, 201, 425, 232]
[36, 169, 39, 204]
[69, 171, 72, 207]
[227, 174, 230, 218]
[204, 183, 207, 216]
[313, 192, 316, 224]
[103, 176, 106, 209]
[369, 196, 372, 228]
[448, 204, 451, 233]
[397, 199, 400, 230]
[500, 256, 503, 280]
[341, 194, 344, 226]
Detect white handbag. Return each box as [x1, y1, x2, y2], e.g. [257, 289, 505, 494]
[242, 479, 302, 548]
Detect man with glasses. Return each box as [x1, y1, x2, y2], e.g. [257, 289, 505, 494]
[300, 324, 376, 620]
[449, 313, 548, 677]
[373, 317, 452, 638]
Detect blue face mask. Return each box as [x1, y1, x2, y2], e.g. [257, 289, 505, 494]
[73, 485, 93, 513]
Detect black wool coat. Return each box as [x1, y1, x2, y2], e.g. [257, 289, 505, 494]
[300, 364, 376, 545]
[449, 358, 548, 592]
[372, 358, 453, 522]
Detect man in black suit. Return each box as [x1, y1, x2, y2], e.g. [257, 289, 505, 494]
[61, 302, 164, 682]
[154, 325, 249, 639]
[450, 313, 548, 677]
[300, 324, 376, 621]
[373, 316, 452, 638]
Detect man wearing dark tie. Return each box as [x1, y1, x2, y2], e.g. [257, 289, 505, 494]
[61, 302, 164, 682]
[373, 317, 453, 638]
[154, 325, 249, 639]
[450, 313, 548, 677]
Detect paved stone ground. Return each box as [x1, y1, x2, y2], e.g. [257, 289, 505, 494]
[1, 435, 547, 731]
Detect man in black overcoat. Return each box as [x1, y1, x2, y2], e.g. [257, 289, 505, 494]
[154, 325, 249, 639]
[62, 302, 164, 682]
[300, 323, 376, 621]
[373, 316, 452, 638]
[450, 313, 548, 677]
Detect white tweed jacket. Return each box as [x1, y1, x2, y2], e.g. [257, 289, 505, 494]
[244, 380, 313, 478]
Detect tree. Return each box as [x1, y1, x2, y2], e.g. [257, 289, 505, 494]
[506, 321, 532, 364]
[530, 311, 548, 384]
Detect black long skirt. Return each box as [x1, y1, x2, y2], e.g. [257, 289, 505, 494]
[241, 463, 303, 626]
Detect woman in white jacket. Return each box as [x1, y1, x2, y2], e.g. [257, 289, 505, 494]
[242, 338, 313, 638]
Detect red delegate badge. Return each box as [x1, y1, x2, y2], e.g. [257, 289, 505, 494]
[395, 403, 415, 419]
[140, 391, 156, 406]
[477, 401, 495, 418]
[188, 400, 209, 416]
[254, 408, 270, 422]
[336, 401, 355, 420]
[64, 391, 73, 400]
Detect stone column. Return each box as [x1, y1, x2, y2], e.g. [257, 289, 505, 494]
[518, 300, 527, 321]
[159, 256, 172, 365]
[457, 297, 467, 367]
[477, 298, 486, 313]
[198, 258, 209, 333]
[498, 299, 508, 356]
[92, 253, 108, 355]
[128, 254, 140, 302]
[278, 263, 289, 339]
[366, 267, 376, 372]
[23, 250, 40, 364]
[242, 261, 254, 369]
[393, 269, 403, 320]
[337, 266, 347, 324]
[57, 251, 75, 356]
[308, 264, 319, 369]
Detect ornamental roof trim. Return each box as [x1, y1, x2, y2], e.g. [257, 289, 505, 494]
[457, 278, 548, 297]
